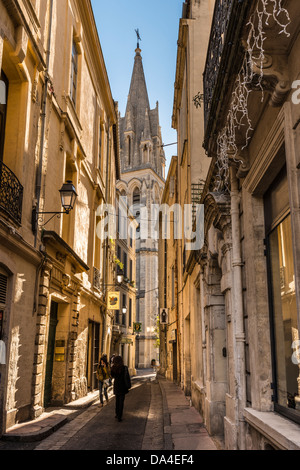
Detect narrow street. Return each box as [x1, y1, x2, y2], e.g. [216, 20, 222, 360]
[0, 371, 218, 452]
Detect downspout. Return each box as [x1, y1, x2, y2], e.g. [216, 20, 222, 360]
[102, 119, 110, 355]
[230, 165, 246, 449]
[34, 0, 54, 248]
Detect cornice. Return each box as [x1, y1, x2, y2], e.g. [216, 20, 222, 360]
[172, 19, 189, 129]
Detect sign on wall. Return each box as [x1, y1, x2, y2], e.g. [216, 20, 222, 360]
[107, 292, 120, 310]
[133, 322, 142, 333]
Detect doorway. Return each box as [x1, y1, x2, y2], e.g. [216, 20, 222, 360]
[44, 301, 58, 407]
[86, 321, 100, 391]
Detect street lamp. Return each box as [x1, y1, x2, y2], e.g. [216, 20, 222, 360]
[32, 181, 78, 233]
[59, 181, 78, 214]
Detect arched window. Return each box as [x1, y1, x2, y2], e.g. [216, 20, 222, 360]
[132, 187, 140, 206]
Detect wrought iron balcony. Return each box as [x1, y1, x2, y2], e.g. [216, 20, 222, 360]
[0, 160, 23, 225]
[191, 181, 205, 224]
[203, 0, 251, 149]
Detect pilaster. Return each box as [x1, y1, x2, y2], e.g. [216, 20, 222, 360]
[31, 260, 53, 419]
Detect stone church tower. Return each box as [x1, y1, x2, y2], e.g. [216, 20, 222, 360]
[117, 44, 165, 368]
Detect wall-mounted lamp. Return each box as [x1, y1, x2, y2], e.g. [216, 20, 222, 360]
[32, 181, 77, 233]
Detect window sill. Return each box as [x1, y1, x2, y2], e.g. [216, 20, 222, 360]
[244, 407, 300, 450]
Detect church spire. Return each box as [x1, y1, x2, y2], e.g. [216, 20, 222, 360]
[125, 43, 150, 145]
[120, 36, 165, 177]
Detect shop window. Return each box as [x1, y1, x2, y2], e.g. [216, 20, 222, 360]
[265, 166, 300, 424]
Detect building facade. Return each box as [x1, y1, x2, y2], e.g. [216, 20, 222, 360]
[159, 0, 213, 402]
[111, 190, 137, 376]
[118, 44, 165, 368]
[0, 0, 119, 435]
[163, 0, 300, 451]
[200, 0, 300, 450]
[158, 156, 180, 382]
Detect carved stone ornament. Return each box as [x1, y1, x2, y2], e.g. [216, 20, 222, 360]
[251, 53, 290, 107]
[61, 273, 71, 289]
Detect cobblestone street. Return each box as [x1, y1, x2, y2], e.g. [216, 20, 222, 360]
[0, 371, 218, 452]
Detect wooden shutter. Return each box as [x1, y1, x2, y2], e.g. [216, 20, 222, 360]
[0, 273, 7, 305]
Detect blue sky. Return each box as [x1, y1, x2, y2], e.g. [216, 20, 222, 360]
[91, 0, 183, 172]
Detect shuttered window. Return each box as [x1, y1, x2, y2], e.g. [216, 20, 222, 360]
[0, 273, 7, 340]
[0, 273, 7, 305]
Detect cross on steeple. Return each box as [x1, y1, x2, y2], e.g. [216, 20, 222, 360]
[135, 28, 141, 48]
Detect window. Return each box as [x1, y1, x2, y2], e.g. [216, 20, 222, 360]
[129, 298, 132, 327]
[122, 294, 126, 325]
[130, 259, 133, 282]
[0, 272, 8, 340]
[99, 124, 102, 169]
[62, 160, 77, 245]
[133, 188, 140, 205]
[265, 166, 300, 423]
[115, 310, 120, 325]
[117, 245, 122, 263]
[70, 41, 78, 106]
[0, 72, 8, 162]
[123, 253, 127, 278]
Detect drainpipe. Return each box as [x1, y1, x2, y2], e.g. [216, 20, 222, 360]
[230, 165, 246, 450]
[102, 119, 110, 355]
[34, 0, 54, 248]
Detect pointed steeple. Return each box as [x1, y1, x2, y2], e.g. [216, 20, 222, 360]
[125, 48, 151, 143]
[120, 44, 165, 178]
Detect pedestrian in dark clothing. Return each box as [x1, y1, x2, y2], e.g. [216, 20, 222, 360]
[110, 354, 116, 367]
[96, 355, 112, 407]
[111, 355, 131, 422]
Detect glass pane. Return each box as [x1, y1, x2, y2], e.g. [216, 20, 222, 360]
[0, 80, 6, 105]
[269, 214, 300, 411]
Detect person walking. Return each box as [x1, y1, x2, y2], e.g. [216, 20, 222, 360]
[96, 355, 112, 407]
[111, 356, 131, 422]
[110, 353, 116, 367]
